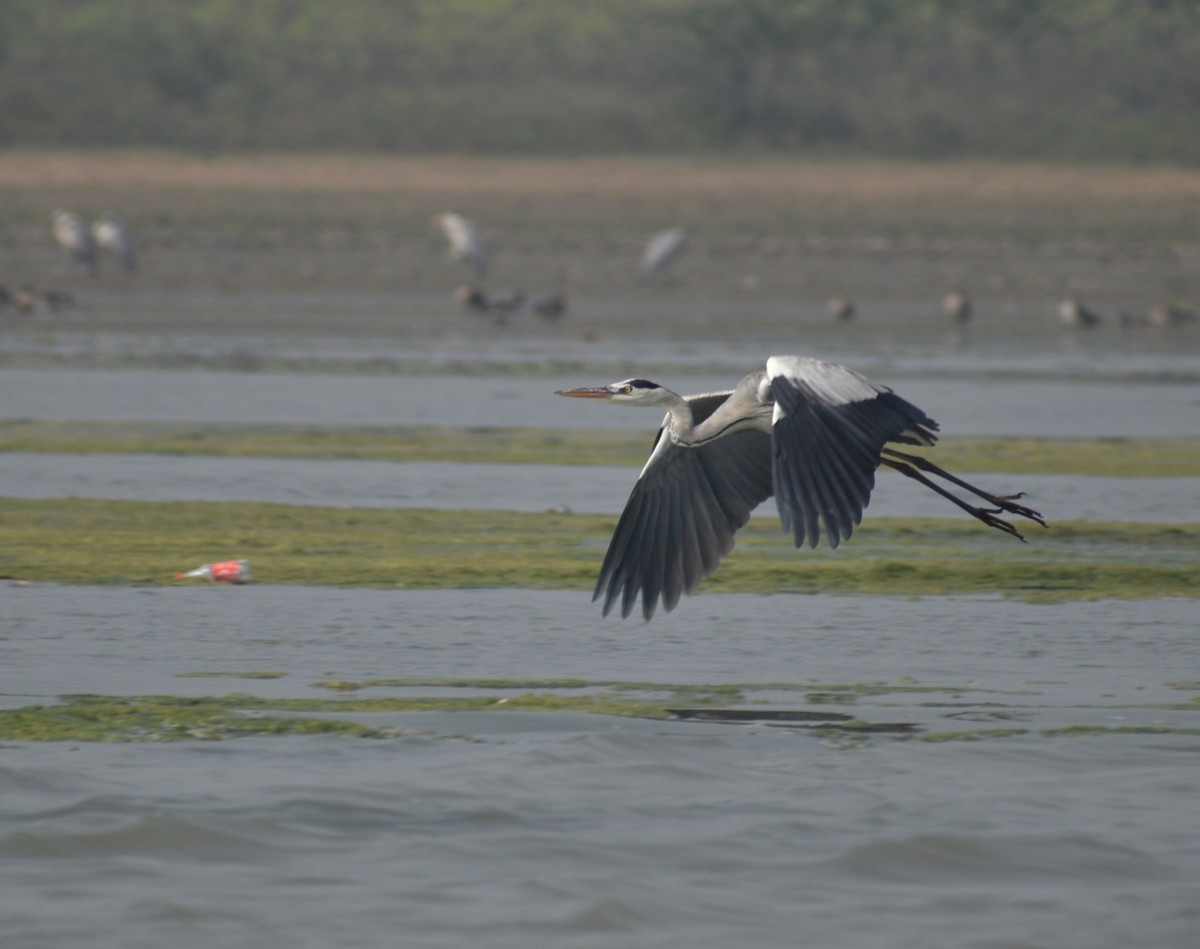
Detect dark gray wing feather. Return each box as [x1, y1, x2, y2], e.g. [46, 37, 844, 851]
[770, 375, 936, 549]
[595, 428, 773, 619]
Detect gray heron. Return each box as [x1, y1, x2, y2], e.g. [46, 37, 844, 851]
[557, 354, 1046, 620]
[92, 211, 138, 273]
[434, 212, 488, 277]
[50, 209, 98, 275]
[639, 226, 687, 280]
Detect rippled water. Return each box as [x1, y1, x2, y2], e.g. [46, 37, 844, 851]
[3, 588, 1199, 949]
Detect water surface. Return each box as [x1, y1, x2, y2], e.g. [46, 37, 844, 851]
[2, 587, 1198, 949]
[3, 367, 1198, 436]
[2, 451, 1193, 522]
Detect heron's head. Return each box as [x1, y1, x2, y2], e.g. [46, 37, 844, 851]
[555, 378, 669, 406]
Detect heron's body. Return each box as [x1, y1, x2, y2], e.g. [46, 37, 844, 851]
[557, 355, 1045, 620]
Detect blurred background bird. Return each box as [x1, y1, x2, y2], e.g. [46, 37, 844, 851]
[92, 211, 138, 273]
[1059, 295, 1102, 328]
[1144, 302, 1195, 328]
[434, 212, 488, 277]
[826, 296, 855, 322]
[531, 292, 567, 321]
[943, 290, 972, 323]
[484, 289, 525, 323]
[50, 209, 98, 276]
[454, 284, 489, 315]
[639, 226, 687, 280]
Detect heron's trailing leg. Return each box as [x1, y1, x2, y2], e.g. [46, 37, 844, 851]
[882, 448, 1047, 527]
[879, 457, 1040, 541]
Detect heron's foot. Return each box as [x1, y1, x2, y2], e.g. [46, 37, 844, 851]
[992, 493, 1047, 528]
[971, 506, 1029, 542]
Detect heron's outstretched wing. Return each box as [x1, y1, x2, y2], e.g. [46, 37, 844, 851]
[766, 355, 938, 550]
[595, 427, 773, 620]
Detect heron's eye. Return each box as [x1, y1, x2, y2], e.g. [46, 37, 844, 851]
[621, 385, 633, 394]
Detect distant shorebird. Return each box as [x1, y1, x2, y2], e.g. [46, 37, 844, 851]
[531, 293, 567, 321]
[433, 212, 488, 277]
[1144, 303, 1196, 328]
[13, 285, 38, 314]
[9, 284, 72, 315]
[92, 211, 138, 273]
[51, 209, 98, 275]
[826, 297, 855, 321]
[454, 284, 489, 315]
[40, 288, 74, 311]
[485, 290, 525, 323]
[1059, 296, 1102, 328]
[639, 226, 687, 280]
[943, 291, 972, 323]
[454, 285, 525, 323]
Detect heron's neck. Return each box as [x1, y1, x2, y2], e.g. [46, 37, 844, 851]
[659, 391, 696, 441]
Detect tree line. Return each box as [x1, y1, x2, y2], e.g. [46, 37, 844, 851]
[2, 0, 1198, 162]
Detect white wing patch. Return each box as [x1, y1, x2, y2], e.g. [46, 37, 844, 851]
[766, 355, 882, 408]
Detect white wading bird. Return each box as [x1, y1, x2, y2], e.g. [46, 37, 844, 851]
[92, 211, 138, 273]
[433, 212, 488, 277]
[557, 355, 1046, 620]
[639, 226, 687, 280]
[51, 209, 98, 275]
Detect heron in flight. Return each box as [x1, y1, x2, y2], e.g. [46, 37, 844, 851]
[557, 355, 1046, 620]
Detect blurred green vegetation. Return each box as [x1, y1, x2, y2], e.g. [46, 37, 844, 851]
[2, 0, 1199, 161]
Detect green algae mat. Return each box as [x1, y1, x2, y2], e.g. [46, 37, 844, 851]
[2, 496, 1196, 599]
[4, 680, 1199, 744]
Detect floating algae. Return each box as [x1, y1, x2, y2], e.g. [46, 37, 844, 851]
[5, 674, 1199, 744]
[175, 670, 288, 680]
[0, 695, 403, 742]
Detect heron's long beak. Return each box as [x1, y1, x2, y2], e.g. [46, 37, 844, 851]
[554, 386, 615, 399]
